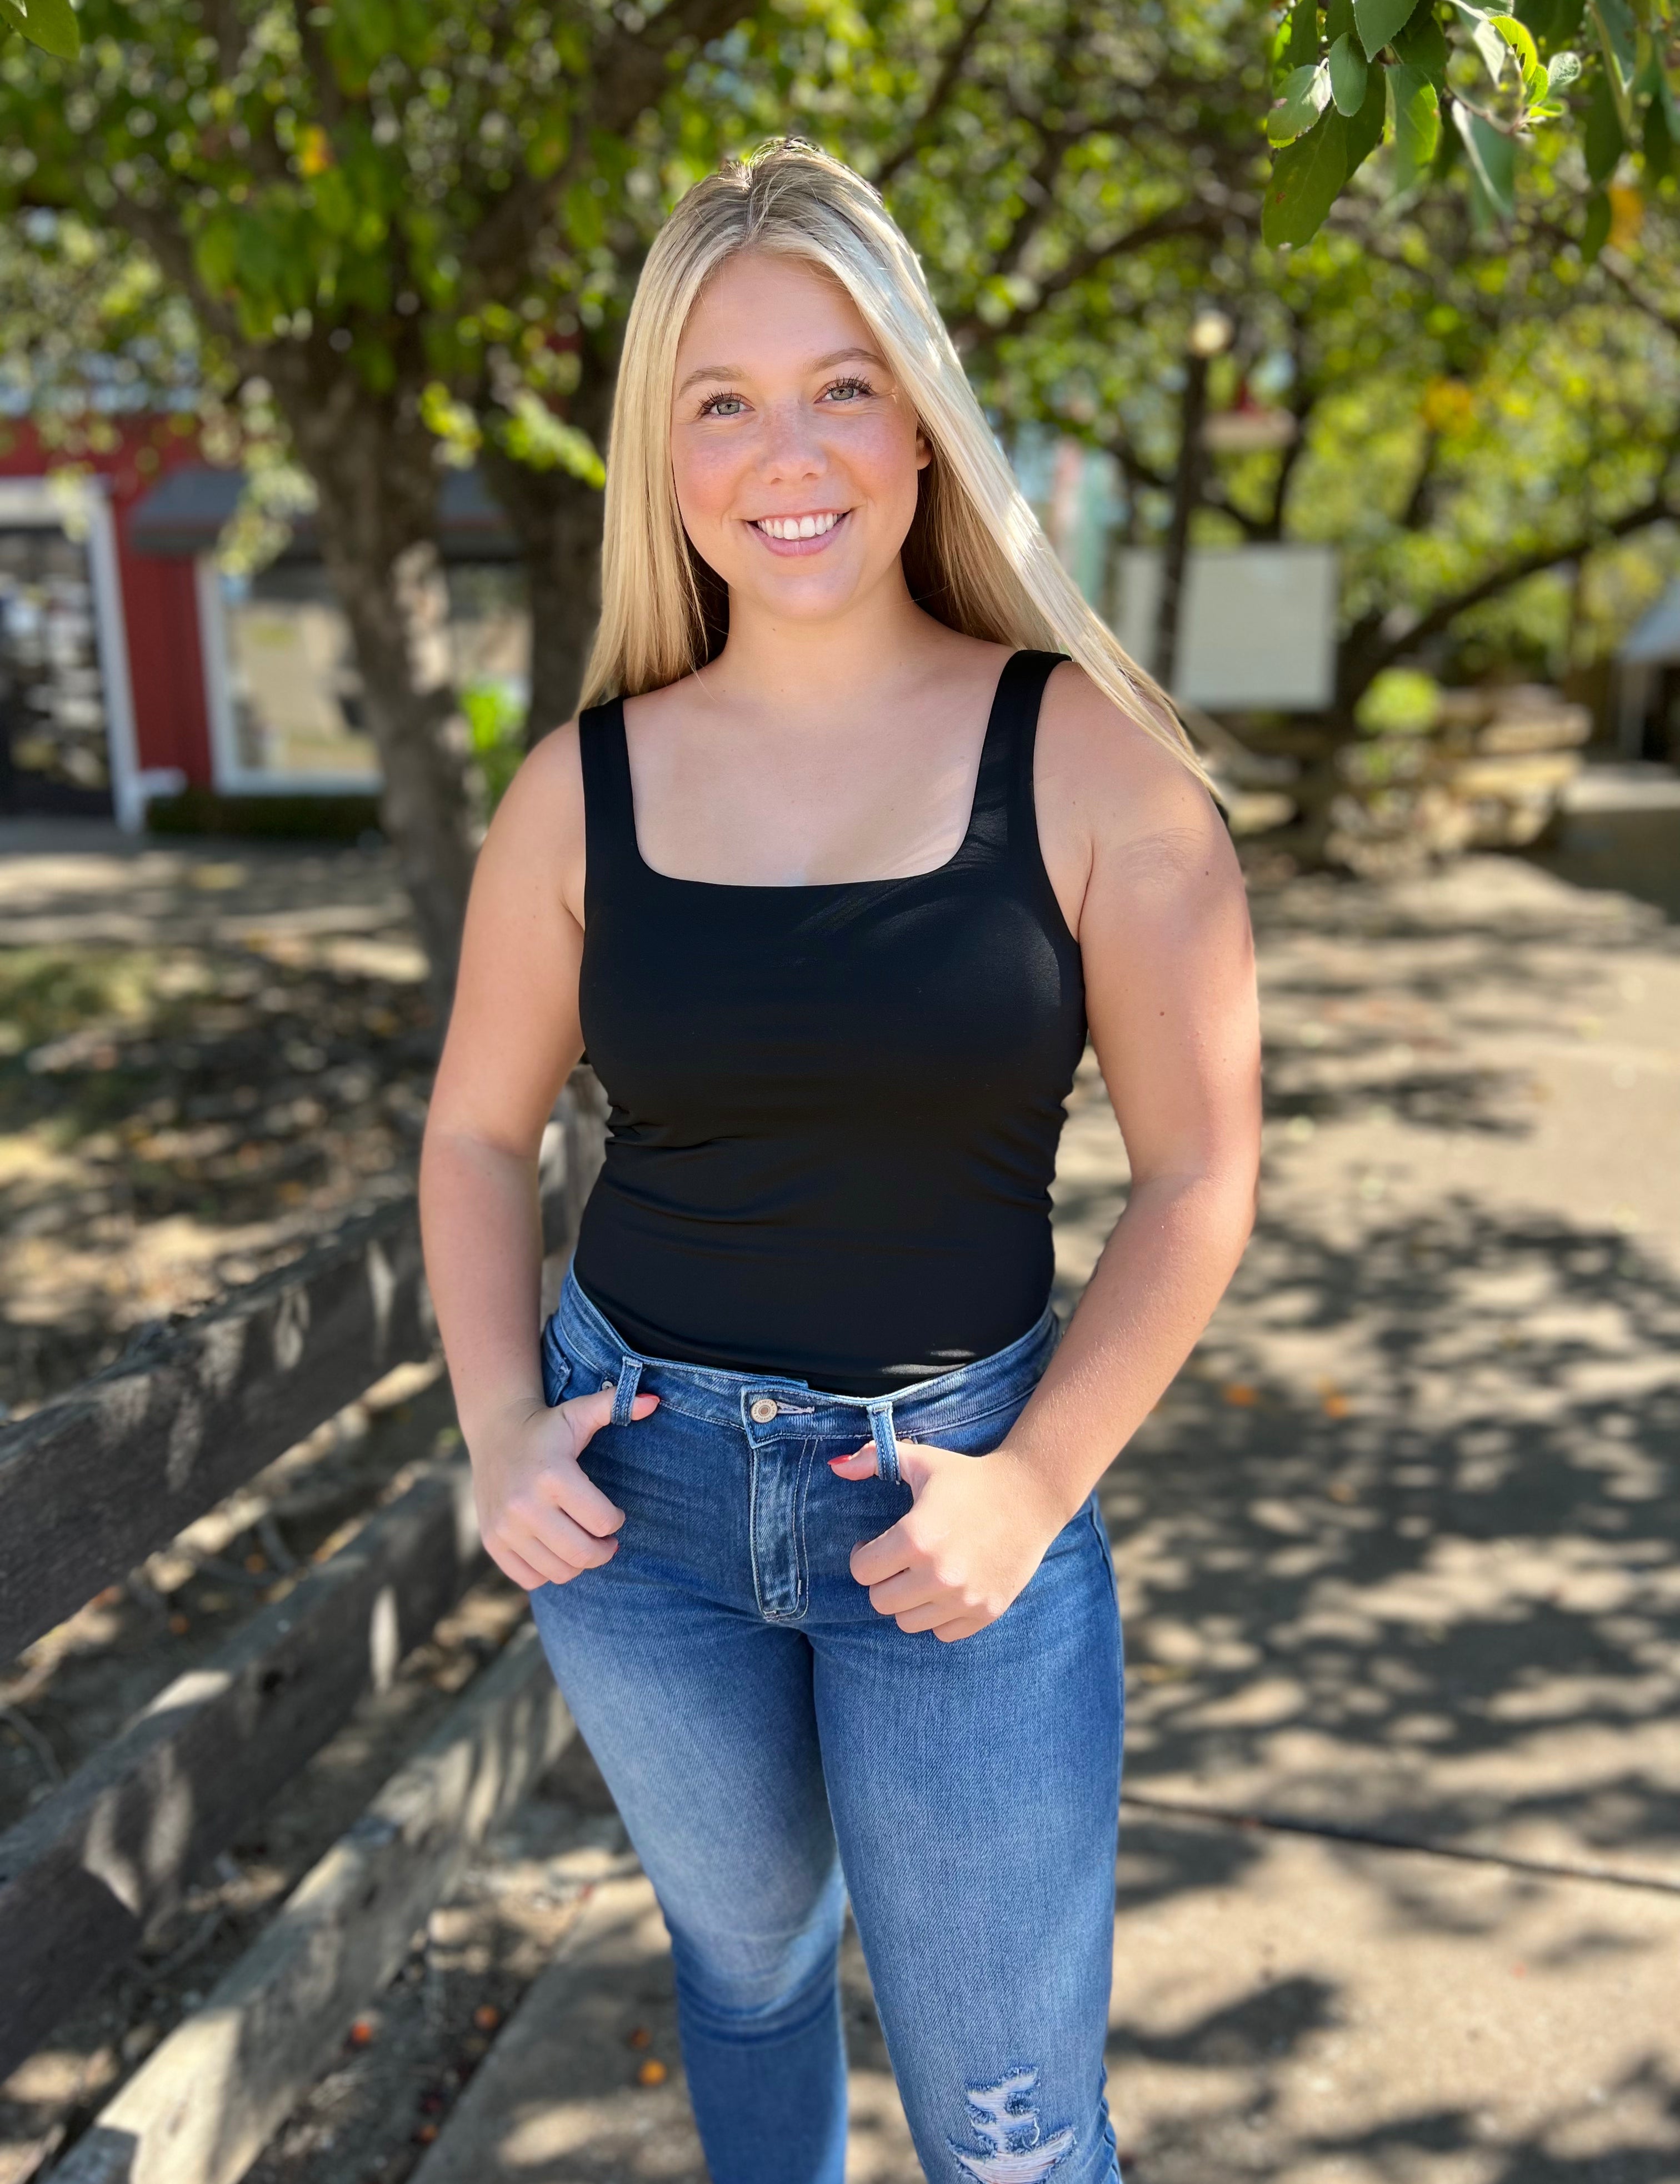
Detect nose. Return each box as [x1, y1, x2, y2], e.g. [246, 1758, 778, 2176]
[757, 397, 826, 483]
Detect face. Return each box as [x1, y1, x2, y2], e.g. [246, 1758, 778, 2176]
[668, 250, 930, 628]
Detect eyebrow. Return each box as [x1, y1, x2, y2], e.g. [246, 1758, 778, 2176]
[674, 346, 887, 398]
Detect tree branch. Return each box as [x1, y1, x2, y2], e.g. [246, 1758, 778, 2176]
[1348, 484, 1680, 696]
[465, 0, 758, 294]
[950, 203, 1218, 351]
[873, 0, 1000, 189]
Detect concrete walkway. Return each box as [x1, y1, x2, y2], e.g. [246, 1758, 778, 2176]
[405, 856, 1679, 2183]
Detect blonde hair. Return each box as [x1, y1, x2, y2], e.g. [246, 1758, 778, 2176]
[581, 139, 1207, 787]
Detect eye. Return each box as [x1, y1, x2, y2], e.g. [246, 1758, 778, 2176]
[697, 391, 747, 418]
[821, 375, 875, 403]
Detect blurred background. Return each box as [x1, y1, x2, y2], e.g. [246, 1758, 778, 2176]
[0, 2, 1677, 2180]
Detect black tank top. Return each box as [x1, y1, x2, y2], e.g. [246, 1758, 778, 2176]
[570, 649, 1086, 1397]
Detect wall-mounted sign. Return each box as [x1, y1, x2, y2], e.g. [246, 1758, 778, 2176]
[1114, 544, 1339, 711]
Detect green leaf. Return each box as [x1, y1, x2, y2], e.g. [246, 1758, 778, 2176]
[1326, 0, 1357, 43]
[1453, 101, 1517, 215]
[1394, 6, 1450, 81]
[1517, 0, 1585, 37]
[1329, 31, 1371, 109]
[1263, 107, 1351, 245]
[1584, 62, 1624, 178]
[1346, 46, 1391, 167]
[1354, 0, 1421, 55]
[1491, 12, 1547, 99]
[1528, 47, 1580, 117]
[1388, 60, 1442, 184]
[1589, 0, 1636, 86]
[1581, 184, 1612, 257]
[1461, 7, 1513, 81]
[1, 0, 80, 58]
[1268, 59, 1333, 141]
[1644, 90, 1674, 182]
[1285, 0, 1321, 70]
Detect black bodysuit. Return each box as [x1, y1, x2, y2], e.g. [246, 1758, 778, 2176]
[569, 648, 1087, 1397]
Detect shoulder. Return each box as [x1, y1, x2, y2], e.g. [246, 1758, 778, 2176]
[472, 714, 588, 923]
[1033, 660, 1242, 943]
[1037, 659, 1228, 868]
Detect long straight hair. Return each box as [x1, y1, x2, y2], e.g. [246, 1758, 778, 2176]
[581, 138, 1207, 787]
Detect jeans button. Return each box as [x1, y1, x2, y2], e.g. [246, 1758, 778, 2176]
[749, 1397, 778, 1423]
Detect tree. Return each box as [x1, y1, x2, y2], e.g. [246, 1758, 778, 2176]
[1263, 0, 1675, 252]
[2, 0, 768, 999]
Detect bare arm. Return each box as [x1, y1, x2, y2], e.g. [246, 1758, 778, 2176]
[993, 674, 1261, 1518]
[842, 669, 1262, 1636]
[419, 724, 656, 1591]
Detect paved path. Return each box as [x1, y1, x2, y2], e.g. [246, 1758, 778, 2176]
[6, 827, 1673, 2182]
[409, 856, 1680, 2184]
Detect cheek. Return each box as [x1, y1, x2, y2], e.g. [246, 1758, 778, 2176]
[671, 436, 741, 533]
[839, 416, 923, 509]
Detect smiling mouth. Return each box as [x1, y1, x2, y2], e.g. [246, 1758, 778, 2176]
[749, 510, 848, 543]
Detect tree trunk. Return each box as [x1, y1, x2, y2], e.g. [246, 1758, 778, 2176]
[1152, 349, 1211, 692]
[268, 351, 477, 1013]
[477, 352, 616, 749]
[477, 445, 605, 748]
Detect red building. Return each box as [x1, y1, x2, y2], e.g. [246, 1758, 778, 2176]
[0, 419, 522, 827]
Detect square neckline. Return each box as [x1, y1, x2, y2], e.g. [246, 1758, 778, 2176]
[612, 648, 1022, 894]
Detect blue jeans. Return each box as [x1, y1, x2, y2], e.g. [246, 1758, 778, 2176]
[530, 1270, 1125, 2184]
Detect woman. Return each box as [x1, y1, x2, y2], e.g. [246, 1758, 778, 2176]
[419, 141, 1259, 2184]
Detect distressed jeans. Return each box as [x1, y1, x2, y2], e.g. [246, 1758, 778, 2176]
[529, 1269, 1126, 2184]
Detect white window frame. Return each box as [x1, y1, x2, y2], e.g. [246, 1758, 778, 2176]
[196, 554, 383, 795]
[0, 474, 153, 828]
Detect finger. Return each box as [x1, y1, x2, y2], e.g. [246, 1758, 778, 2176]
[849, 1523, 914, 1587]
[562, 1386, 659, 1457]
[524, 1506, 622, 1572]
[889, 1600, 949, 1633]
[867, 1571, 939, 1618]
[932, 1615, 988, 1643]
[544, 1459, 628, 1539]
[827, 1445, 877, 1478]
[487, 1540, 551, 1593]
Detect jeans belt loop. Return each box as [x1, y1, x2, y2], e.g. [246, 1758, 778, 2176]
[866, 1396, 901, 1488]
[612, 1355, 643, 1429]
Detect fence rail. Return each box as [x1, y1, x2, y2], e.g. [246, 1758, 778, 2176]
[0, 1073, 607, 2163]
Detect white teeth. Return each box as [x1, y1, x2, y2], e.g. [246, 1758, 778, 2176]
[756, 512, 840, 539]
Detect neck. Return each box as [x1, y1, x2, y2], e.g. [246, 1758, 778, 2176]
[702, 558, 939, 713]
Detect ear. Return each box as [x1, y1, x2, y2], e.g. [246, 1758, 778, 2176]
[914, 428, 933, 472]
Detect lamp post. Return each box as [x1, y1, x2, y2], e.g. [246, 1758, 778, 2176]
[1151, 306, 1234, 696]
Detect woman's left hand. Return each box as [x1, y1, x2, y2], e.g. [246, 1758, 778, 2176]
[829, 1437, 1068, 1642]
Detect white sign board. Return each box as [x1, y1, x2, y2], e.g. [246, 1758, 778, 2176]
[1114, 544, 1338, 710]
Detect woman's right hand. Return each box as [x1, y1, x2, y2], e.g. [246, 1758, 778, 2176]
[469, 1386, 659, 1591]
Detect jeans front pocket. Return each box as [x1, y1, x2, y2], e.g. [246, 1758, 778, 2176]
[539, 1314, 574, 1408]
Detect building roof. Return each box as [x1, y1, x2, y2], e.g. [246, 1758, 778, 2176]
[127, 464, 521, 561]
[1621, 579, 1680, 666]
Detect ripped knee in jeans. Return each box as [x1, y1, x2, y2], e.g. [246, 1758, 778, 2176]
[947, 2066, 1076, 2181]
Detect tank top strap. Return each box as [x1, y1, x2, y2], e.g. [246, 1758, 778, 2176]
[965, 648, 1066, 864]
[578, 696, 637, 899]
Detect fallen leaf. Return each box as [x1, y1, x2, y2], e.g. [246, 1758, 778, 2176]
[1327, 1481, 1357, 1504]
[168, 1613, 190, 1636]
[412, 2122, 439, 2146]
[1321, 1392, 1352, 1418]
[472, 2003, 501, 2032]
[1222, 1383, 1259, 1407]
[347, 2018, 374, 2048]
[636, 2058, 668, 2087]
[627, 2025, 652, 2049]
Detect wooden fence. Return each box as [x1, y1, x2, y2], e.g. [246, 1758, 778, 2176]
[0, 1076, 607, 2184]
